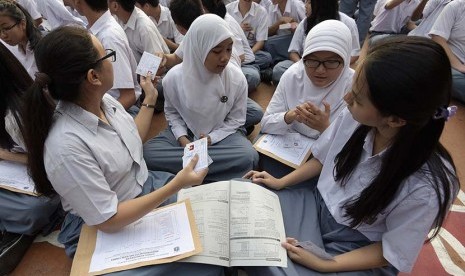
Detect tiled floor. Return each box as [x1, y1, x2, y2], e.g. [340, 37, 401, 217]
[10, 83, 465, 275]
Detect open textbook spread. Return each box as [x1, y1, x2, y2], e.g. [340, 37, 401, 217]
[70, 200, 202, 276]
[177, 180, 288, 268]
[254, 133, 314, 168]
[0, 160, 38, 196]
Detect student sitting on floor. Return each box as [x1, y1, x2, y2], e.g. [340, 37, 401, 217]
[244, 36, 459, 275]
[21, 26, 223, 275]
[0, 42, 61, 276]
[143, 14, 259, 183]
[259, 20, 354, 178]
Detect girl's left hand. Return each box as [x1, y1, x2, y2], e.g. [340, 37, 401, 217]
[282, 237, 330, 271]
[140, 73, 159, 103]
[295, 101, 331, 133]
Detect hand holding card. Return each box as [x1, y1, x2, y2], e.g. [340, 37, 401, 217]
[136, 51, 162, 80]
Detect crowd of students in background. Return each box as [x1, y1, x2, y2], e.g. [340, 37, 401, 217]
[0, 0, 463, 274]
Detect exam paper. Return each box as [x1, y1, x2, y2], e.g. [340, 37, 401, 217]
[136, 51, 162, 80]
[296, 240, 334, 260]
[182, 138, 212, 172]
[0, 160, 37, 195]
[89, 202, 195, 273]
[255, 133, 314, 167]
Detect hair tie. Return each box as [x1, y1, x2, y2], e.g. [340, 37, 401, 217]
[433, 106, 457, 121]
[34, 72, 51, 87]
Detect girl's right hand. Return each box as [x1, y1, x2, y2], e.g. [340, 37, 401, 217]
[243, 170, 285, 190]
[140, 73, 158, 103]
[175, 155, 208, 188]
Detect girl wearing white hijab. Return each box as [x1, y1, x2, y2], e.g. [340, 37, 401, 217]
[258, 20, 354, 177]
[143, 14, 259, 182]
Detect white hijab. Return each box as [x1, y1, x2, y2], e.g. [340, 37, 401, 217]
[291, 19, 354, 138]
[181, 14, 233, 113]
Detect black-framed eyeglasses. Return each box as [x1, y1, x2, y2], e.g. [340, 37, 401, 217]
[303, 59, 342, 69]
[0, 22, 19, 35]
[94, 49, 116, 64]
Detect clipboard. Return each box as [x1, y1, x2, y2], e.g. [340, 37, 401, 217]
[0, 184, 39, 197]
[0, 161, 39, 196]
[253, 134, 313, 169]
[70, 199, 202, 276]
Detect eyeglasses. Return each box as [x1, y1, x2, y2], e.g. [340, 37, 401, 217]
[94, 49, 116, 64]
[0, 22, 19, 35]
[303, 59, 342, 69]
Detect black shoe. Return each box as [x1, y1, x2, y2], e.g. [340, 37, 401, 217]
[260, 68, 273, 84]
[0, 233, 35, 275]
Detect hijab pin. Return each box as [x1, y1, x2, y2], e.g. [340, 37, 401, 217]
[220, 96, 228, 103]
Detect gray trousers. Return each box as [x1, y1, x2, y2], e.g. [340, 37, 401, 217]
[143, 129, 259, 183]
[0, 189, 61, 235]
[452, 68, 465, 103]
[272, 60, 294, 84]
[244, 188, 398, 275]
[265, 34, 294, 64]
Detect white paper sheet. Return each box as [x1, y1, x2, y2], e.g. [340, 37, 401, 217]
[0, 160, 36, 194]
[89, 202, 195, 273]
[182, 137, 212, 172]
[136, 51, 162, 80]
[255, 133, 314, 167]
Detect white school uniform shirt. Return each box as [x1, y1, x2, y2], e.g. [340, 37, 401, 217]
[370, 0, 421, 33]
[4, 110, 26, 152]
[35, 0, 85, 30]
[150, 5, 183, 45]
[44, 95, 147, 226]
[16, 0, 41, 20]
[268, 0, 306, 32]
[258, 0, 272, 12]
[261, 20, 354, 139]
[164, 14, 248, 144]
[408, 0, 450, 37]
[116, 7, 170, 63]
[289, 15, 360, 58]
[429, 0, 465, 64]
[224, 13, 255, 64]
[89, 11, 141, 100]
[159, 0, 171, 7]
[2, 40, 37, 78]
[312, 108, 452, 273]
[226, 1, 269, 47]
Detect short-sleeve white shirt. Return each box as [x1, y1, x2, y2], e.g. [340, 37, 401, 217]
[226, 1, 269, 47]
[408, 0, 450, 37]
[36, 0, 85, 29]
[117, 7, 170, 63]
[312, 108, 449, 273]
[429, 0, 465, 63]
[150, 5, 183, 45]
[224, 13, 255, 64]
[267, 0, 306, 28]
[89, 11, 141, 100]
[370, 0, 421, 33]
[16, 0, 41, 20]
[2, 40, 37, 78]
[289, 14, 360, 57]
[44, 95, 147, 226]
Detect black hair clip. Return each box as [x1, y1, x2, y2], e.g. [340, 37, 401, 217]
[433, 106, 457, 121]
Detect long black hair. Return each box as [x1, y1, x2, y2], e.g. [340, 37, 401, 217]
[22, 26, 101, 196]
[305, 0, 339, 35]
[0, 43, 32, 149]
[334, 36, 459, 240]
[0, 0, 42, 50]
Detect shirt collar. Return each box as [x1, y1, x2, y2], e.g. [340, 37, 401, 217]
[89, 10, 113, 35]
[363, 128, 389, 158]
[124, 8, 139, 31]
[159, 5, 169, 22]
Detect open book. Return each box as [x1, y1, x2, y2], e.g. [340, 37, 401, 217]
[254, 133, 314, 168]
[177, 180, 287, 267]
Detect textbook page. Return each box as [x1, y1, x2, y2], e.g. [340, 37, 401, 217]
[177, 181, 231, 266]
[0, 160, 37, 196]
[229, 181, 287, 267]
[254, 133, 314, 168]
[88, 201, 196, 273]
